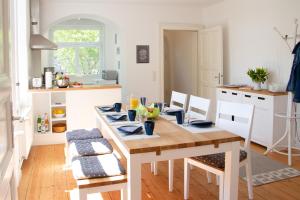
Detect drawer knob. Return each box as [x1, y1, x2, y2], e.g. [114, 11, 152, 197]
[245, 95, 251, 98]
[258, 97, 265, 100]
[232, 92, 238, 96]
[221, 91, 227, 94]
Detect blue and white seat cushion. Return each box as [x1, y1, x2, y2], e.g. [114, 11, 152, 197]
[68, 138, 113, 159]
[71, 154, 126, 180]
[66, 128, 102, 143]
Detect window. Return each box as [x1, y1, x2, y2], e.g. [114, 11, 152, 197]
[50, 19, 104, 75]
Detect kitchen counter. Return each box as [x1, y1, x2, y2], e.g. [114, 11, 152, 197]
[29, 84, 121, 93]
[31, 84, 122, 145]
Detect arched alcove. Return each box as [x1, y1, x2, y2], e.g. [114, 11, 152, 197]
[41, 14, 121, 85]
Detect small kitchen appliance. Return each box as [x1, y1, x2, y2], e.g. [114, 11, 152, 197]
[32, 77, 42, 88]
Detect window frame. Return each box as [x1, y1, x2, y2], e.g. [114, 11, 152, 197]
[49, 23, 105, 75]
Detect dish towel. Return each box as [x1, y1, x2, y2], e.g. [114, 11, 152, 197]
[287, 42, 300, 102]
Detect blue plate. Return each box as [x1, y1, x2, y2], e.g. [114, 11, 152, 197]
[117, 125, 143, 135]
[190, 120, 213, 128]
[99, 106, 115, 112]
[107, 114, 127, 121]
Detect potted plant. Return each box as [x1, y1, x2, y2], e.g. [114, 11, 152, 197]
[247, 67, 269, 90]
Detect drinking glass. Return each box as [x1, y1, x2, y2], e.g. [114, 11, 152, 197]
[183, 112, 190, 127]
[130, 94, 139, 109]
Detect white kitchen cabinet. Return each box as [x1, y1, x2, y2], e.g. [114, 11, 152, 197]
[30, 86, 122, 145]
[217, 87, 287, 149]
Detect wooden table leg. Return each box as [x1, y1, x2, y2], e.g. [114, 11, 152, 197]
[223, 141, 240, 200]
[127, 154, 142, 200]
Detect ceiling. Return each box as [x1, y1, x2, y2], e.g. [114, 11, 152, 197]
[45, 0, 223, 6]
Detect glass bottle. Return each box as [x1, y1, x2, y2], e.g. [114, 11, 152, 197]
[44, 113, 49, 132]
[37, 115, 42, 133]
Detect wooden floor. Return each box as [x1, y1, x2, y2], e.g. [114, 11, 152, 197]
[18, 143, 300, 200]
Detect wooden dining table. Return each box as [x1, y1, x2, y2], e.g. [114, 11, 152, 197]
[95, 107, 243, 200]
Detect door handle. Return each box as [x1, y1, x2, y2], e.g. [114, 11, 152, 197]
[214, 73, 222, 85]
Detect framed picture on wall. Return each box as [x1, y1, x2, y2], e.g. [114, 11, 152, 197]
[136, 45, 149, 63]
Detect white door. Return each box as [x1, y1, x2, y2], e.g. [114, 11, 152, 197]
[199, 26, 223, 120]
[0, 0, 15, 199]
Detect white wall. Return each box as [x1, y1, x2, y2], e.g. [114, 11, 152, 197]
[39, 0, 205, 102]
[164, 30, 198, 103]
[201, 0, 300, 88]
[201, 0, 300, 147]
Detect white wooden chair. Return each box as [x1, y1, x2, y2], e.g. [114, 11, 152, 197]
[169, 90, 188, 110]
[167, 95, 211, 192]
[151, 91, 188, 175]
[184, 100, 254, 200]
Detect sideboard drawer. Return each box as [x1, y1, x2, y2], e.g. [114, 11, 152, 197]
[217, 89, 242, 102]
[241, 93, 272, 109]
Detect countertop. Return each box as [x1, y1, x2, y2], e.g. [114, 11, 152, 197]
[29, 84, 122, 92]
[218, 86, 288, 96]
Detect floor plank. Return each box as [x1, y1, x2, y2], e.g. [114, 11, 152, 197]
[18, 143, 300, 200]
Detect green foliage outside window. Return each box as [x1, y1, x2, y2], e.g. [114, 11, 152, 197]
[52, 29, 103, 75]
[53, 29, 100, 43]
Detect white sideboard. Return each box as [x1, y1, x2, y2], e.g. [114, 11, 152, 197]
[217, 87, 288, 149]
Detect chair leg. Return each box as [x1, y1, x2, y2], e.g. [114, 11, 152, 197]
[168, 160, 174, 192]
[184, 158, 190, 200]
[219, 175, 224, 200]
[245, 163, 254, 199]
[206, 171, 212, 183]
[153, 161, 158, 175]
[150, 162, 154, 173]
[121, 186, 128, 200]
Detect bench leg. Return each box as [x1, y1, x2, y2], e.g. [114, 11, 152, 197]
[121, 186, 128, 200]
[75, 189, 87, 200]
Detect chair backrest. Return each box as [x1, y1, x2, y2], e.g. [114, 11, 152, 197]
[170, 91, 188, 110]
[215, 100, 254, 151]
[187, 95, 210, 120]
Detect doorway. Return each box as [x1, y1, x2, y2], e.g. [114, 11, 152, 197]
[160, 25, 223, 120]
[163, 30, 198, 104]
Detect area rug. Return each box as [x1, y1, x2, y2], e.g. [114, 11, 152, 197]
[239, 151, 300, 186]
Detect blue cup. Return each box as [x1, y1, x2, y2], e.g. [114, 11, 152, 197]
[128, 109, 136, 121]
[144, 120, 155, 135]
[154, 102, 163, 112]
[175, 110, 185, 124]
[140, 97, 147, 106]
[113, 103, 122, 112]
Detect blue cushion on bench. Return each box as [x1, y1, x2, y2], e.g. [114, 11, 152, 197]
[71, 154, 126, 180]
[66, 128, 102, 142]
[68, 138, 113, 159]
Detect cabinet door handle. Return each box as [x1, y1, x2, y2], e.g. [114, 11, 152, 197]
[245, 95, 251, 98]
[221, 91, 227, 94]
[258, 97, 265, 100]
[232, 92, 238, 96]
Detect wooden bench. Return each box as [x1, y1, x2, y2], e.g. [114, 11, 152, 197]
[65, 129, 127, 200]
[71, 175, 127, 200]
